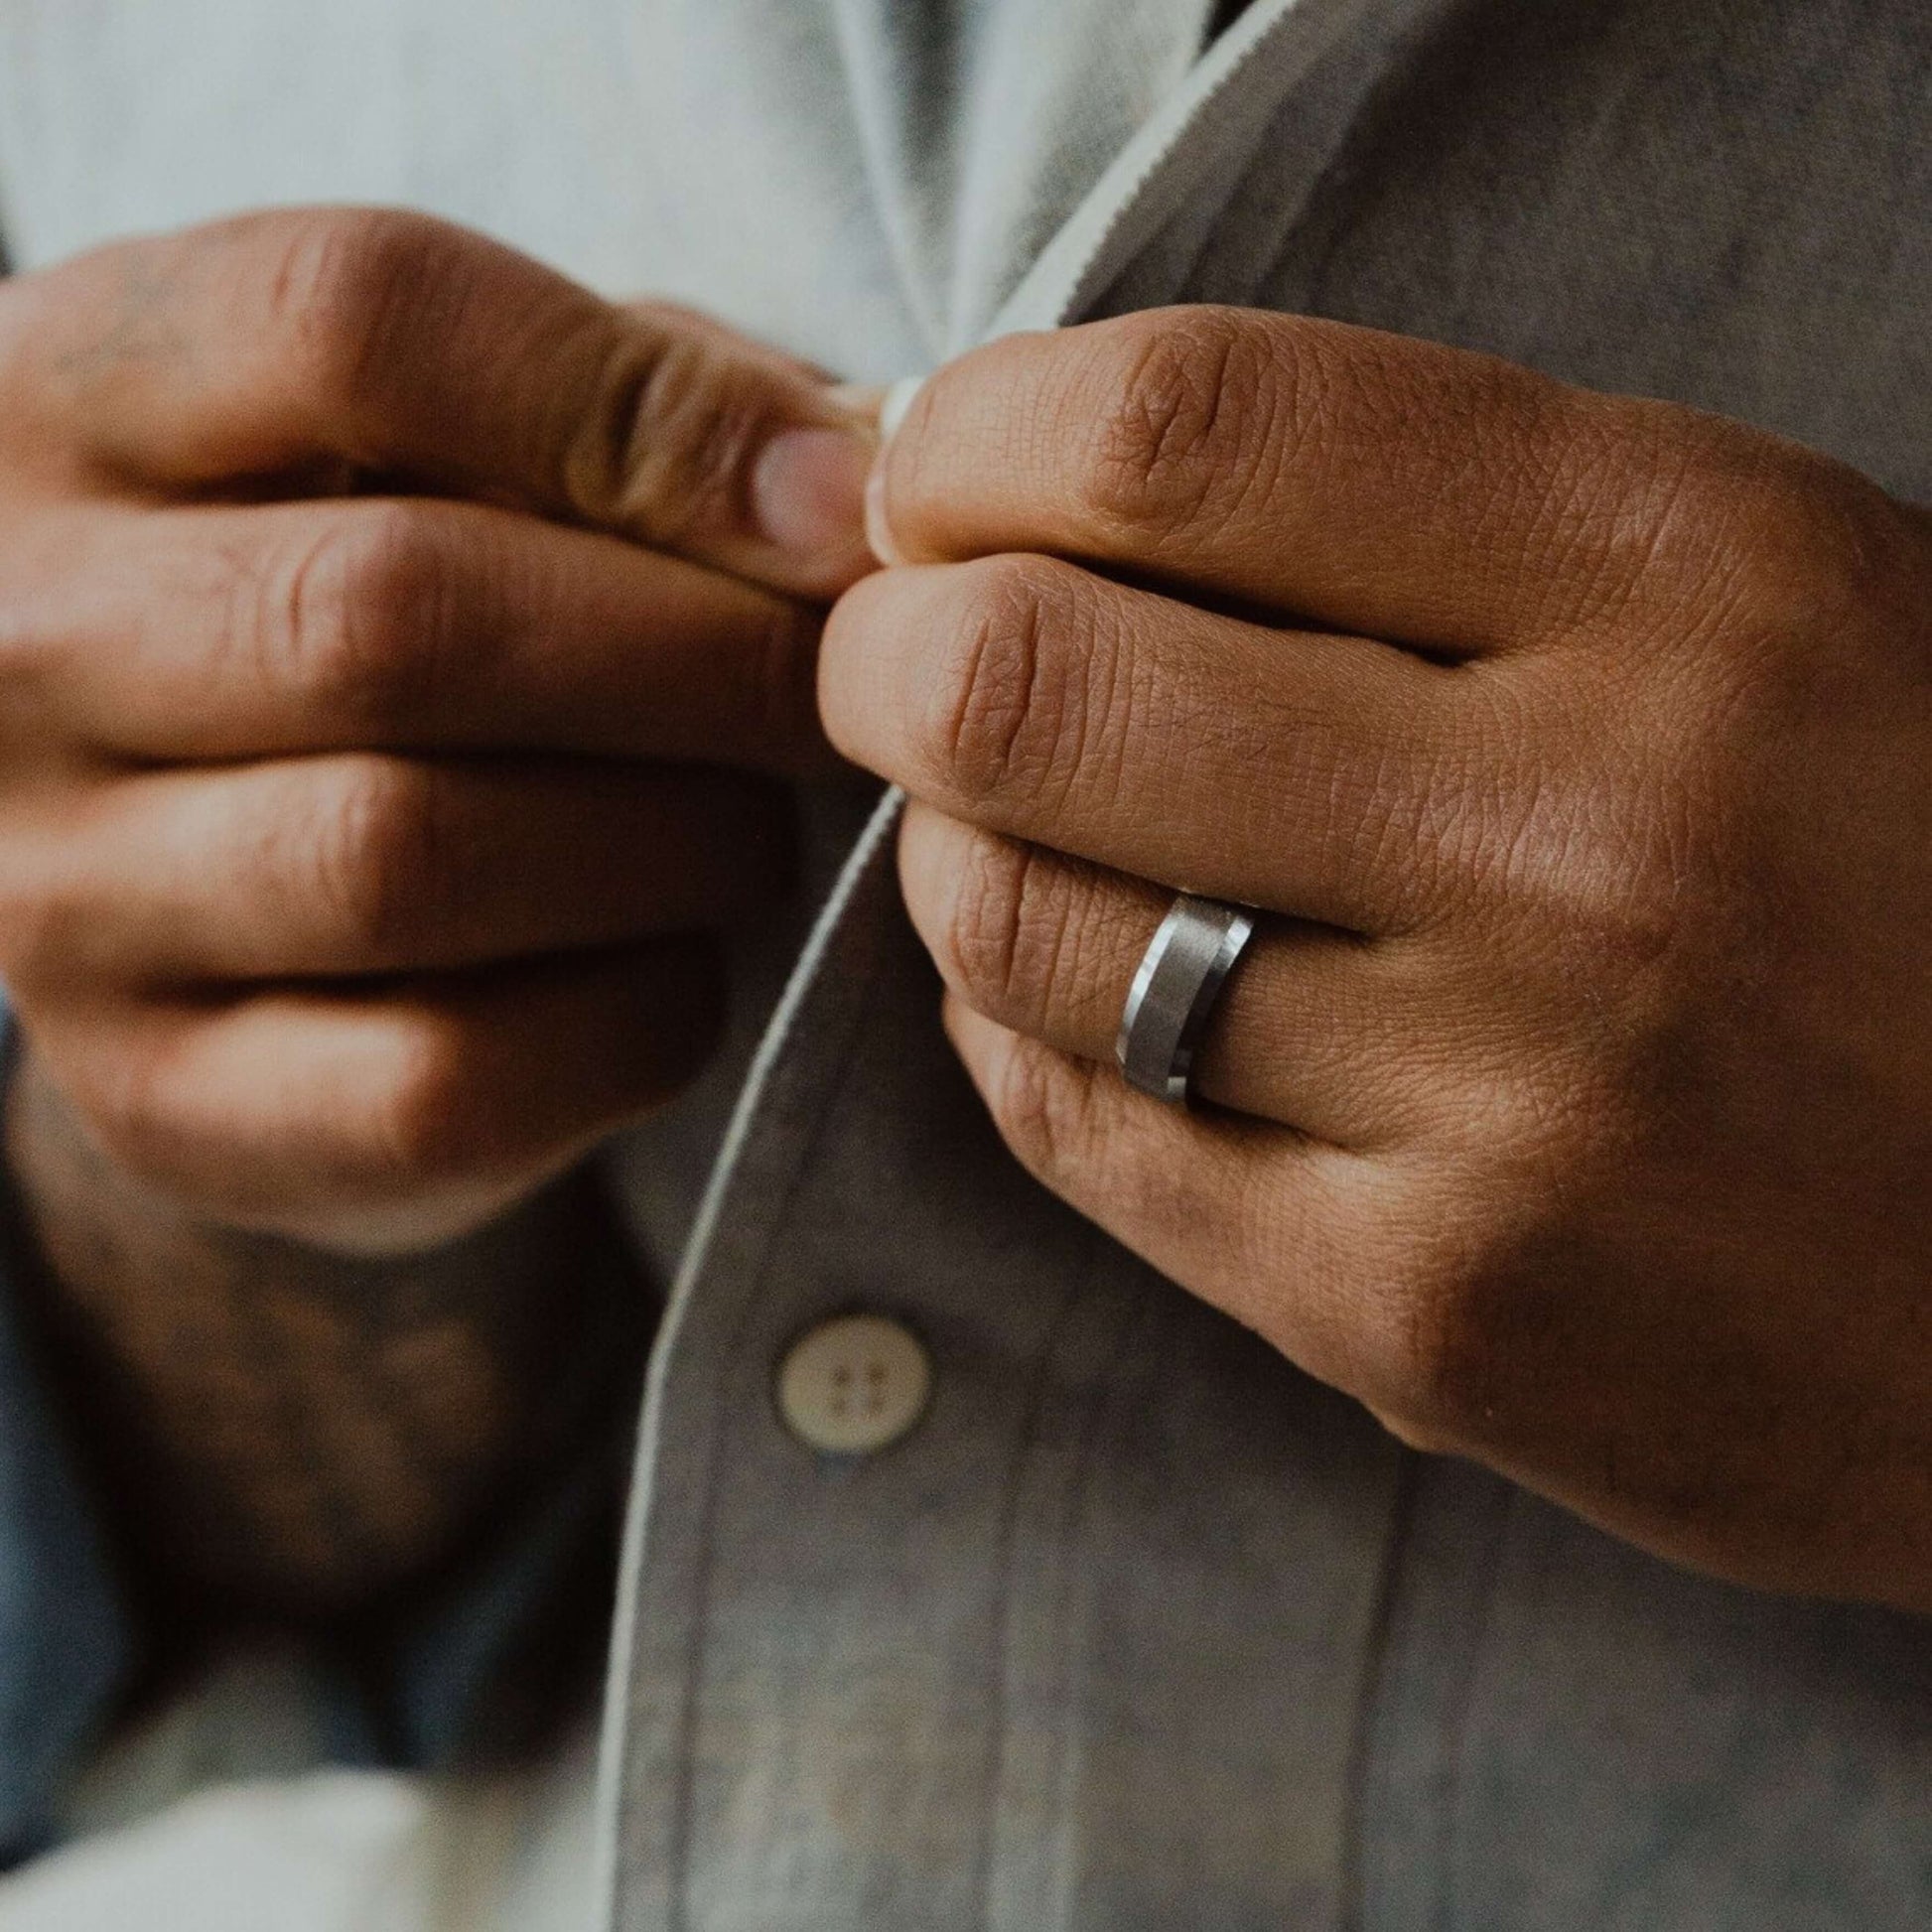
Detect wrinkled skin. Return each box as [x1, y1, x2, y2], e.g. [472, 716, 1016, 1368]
[0, 207, 874, 1609]
[0, 206, 873, 1256]
[824, 306, 1932, 1609]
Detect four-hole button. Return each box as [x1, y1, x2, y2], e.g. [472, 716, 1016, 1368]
[776, 1313, 932, 1455]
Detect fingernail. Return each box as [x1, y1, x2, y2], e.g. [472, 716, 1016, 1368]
[751, 425, 875, 565]
[865, 375, 926, 566]
[865, 461, 903, 568]
[834, 370, 930, 564]
[824, 380, 890, 423]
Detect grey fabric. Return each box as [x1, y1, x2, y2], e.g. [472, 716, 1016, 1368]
[0, 0, 1925, 1926]
[601, 3, 1932, 1927]
[1361, 1458, 1932, 1929]
[596, 788, 1406, 1932]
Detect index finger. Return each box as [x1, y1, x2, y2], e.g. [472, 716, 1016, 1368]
[34, 495, 835, 775]
[871, 307, 1774, 655]
[2, 207, 876, 600]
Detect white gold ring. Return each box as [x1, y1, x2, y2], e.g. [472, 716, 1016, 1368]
[1115, 893, 1255, 1104]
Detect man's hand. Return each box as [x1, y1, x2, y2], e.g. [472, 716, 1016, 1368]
[0, 207, 875, 1611]
[0, 206, 875, 1256]
[823, 307, 1932, 1609]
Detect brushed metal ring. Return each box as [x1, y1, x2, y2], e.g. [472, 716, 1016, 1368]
[1115, 893, 1255, 1104]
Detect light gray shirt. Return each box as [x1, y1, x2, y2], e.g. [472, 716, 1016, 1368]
[0, 1, 1926, 1927]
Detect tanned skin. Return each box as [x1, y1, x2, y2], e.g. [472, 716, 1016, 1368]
[828, 308, 1932, 1610]
[0, 207, 876, 1619]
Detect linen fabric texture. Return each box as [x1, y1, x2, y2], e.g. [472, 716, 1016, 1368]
[0, 0, 1924, 1927]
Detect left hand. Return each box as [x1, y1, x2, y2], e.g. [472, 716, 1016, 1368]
[820, 307, 1932, 1609]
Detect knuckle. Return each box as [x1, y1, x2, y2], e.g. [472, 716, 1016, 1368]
[921, 556, 1095, 812]
[1521, 774, 1701, 972]
[72, 1068, 162, 1182]
[938, 835, 1062, 1021]
[981, 1031, 1103, 1187]
[1617, 424, 1883, 653]
[1078, 309, 1278, 543]
[0, 513, 86, 692]
[64, 1035, 199, 1200]
[1733, 449, 1899, 639]
[365, 1015, 495, 1185]
[310, 758, 461, 964]
[1543, 453, 1916, 992]
[940, 835, 1122, 1040]
[251, 502, 454, 728]
[1393, 1289, 1487, 1443]
[1462, 676, 1712, 976]
[1373, 1231, 1515, 1449]
[260, 207, 459, 409]
[559, 324, 771, 543]
[0, 867, 83, 993]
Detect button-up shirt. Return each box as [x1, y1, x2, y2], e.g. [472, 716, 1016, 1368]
[0, 1, 1926, 1926]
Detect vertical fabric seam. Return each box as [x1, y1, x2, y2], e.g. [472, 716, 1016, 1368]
[1337, 1449, 1421, 1932]
[594, 788, 906, 1932]
[967, 1257, 1096, 1930]
[1438, 1481, 1515, 1932]
[598, 2, 1405, 1919]
[967, 1244, 1139, 1931]
[657, 946, 900, 1931]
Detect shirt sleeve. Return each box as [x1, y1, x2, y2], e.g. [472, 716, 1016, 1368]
[0, 998, 642, 1863]
[0, 239, 128, 1863]
[0, 1006, 132, 1865]
[0, 241, 124, 1868]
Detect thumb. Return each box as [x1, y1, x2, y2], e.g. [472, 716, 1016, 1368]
[28, 211, 880, 602]
[562, 297, 880, 600]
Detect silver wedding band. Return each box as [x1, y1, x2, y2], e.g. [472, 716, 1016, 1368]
[1116, 894, 1256, 1104]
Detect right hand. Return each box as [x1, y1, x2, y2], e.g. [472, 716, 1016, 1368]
[0, 207, 877, 1254]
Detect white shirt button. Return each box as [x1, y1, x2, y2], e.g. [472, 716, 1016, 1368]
[775, 1313, 932, 1455]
